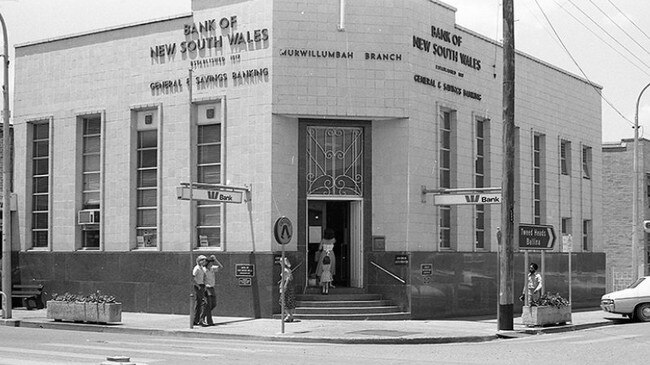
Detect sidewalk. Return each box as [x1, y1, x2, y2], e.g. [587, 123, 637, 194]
[1, 308, 619, 344]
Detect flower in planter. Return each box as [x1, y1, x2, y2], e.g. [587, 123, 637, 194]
[530, 292, 570, 308]
[51, 290, 117, 304]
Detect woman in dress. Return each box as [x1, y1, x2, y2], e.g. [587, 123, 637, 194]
[279, 257, 297, 322]
[315, 228, 336, 287]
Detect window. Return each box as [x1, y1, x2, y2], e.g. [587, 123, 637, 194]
[196, 104, 222, 248]
[560, 140, 570, 175]
[646, 174, 650, 208]
[582, 146, 591, 179]
[475, 118, 488, 249]
[561, 217, 572, 235]
[533, 134, 545, 225]
[80, 116, 101, 249]
[583, 219, 592, 251]
[135, 111, 158, 248]
[439, 110, 455, 249]
[32, 122, 49, 248]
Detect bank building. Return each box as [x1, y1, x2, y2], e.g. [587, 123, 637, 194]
[11, 0, 604, 319]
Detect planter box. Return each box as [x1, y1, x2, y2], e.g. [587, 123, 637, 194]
[46, 301, 122, 324]
[522, 305, 571, 326]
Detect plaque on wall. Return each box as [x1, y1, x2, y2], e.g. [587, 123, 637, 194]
[394, 254, 409, 265]
[372, 236, 386, 251]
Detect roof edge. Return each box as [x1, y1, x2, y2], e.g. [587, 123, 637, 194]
[15, 12, 193, 49]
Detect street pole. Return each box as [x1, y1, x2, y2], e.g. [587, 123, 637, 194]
[0, 12, 11, 319]
[498, 0, 515, 331]
[188, 68, 194, 329]
[632, 82, 650, 281]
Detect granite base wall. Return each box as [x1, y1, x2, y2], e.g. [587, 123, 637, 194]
[16, 251, 305, 318]
[367, 251, 606, 320]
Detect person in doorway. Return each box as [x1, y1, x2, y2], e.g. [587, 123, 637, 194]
[319, 254, 333, 295]
[520, 262, 543, 304]
[279, 257, 297, 322]
[202, 254, 223, 326]
[315, 228, 336, 287]
[192, 255, 207, 326]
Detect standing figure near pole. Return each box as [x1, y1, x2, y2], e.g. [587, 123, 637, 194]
[192, 255, 207, 327]
[279, 257, 297, 323]
[520, 262, 543, 305]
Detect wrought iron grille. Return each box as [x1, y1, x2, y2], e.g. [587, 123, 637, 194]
[307, 126, 363, 196]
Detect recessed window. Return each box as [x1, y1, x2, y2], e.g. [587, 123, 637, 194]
[196, 104, 222, 248]
[560, 140, 571, 175]
[582, 146, 592, 179]
[31, 122, 49, 248]
[80, 116, 101, 249]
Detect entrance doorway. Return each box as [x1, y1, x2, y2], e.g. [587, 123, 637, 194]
[307, 200, 363, 287]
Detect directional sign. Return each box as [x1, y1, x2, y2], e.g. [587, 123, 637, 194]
[518, 224, 556, 250]
[176, 186, 243, 203]
[273, 216, 292, 245]
[433, 193, 501, 205]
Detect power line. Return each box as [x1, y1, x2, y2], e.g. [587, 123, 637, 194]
[586, 0, 650, 57]
[565, 0, 650, 72]
[605, 0, 650, 43]
[532, 0, 633, 126]
[552, 0, 650, 77]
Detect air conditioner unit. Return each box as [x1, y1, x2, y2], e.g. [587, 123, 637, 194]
[78, 209, 100, 225]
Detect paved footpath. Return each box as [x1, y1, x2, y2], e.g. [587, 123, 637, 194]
[1, 308, 621, 344]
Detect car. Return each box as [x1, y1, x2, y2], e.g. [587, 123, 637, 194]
[601, 276, 650, 322]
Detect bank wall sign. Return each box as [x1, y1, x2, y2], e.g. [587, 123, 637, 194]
[148, 15, 270, 93]
[412, 25, 483, 101]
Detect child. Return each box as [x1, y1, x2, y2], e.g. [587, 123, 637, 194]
[319, 254, 333, 295]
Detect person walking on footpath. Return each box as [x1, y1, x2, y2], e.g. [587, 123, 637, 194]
[319, 254, 333, 295]
[520, 262, 543, 305]
[202, 254, 223, 326]
[279, 257, 298, 322]
[192, 255, 208, 327]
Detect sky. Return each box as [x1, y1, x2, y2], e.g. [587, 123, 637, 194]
[0, 0, 648, 143]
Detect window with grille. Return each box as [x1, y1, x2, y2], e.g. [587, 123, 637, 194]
[475, 118, 487, 249]
[439, 110, 454, 249]
[582, 146, 591, 179]
[560, 140, 570, 175]
[135, 111, 158, 249]
[81, 116, 101, 249]
[196, 104, 222, 248]
[533, 134, 544, 225]
[31, 122, 49, 248]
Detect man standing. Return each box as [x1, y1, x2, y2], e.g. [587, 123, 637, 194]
[202, 254, 223, 326]
[192, 255, 207, 326]
[520, 262, 543, 305]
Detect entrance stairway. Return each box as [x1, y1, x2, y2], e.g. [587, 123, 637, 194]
[292, 287, 410, 320]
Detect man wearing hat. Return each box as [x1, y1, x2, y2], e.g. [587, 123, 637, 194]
[202, 255, 223, 326]
[192, 255, 208, 326]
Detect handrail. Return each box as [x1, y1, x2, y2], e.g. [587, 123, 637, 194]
[370, 261, 406, 284]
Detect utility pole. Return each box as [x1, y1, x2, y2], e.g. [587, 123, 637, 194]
[498, 0, 515, 331]
[632, 82, 650, 282]
[0, 12, 11, 319]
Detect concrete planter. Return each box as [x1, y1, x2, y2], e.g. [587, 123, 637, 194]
[46, 301, 122, 324]
[522, 305, 571, 326]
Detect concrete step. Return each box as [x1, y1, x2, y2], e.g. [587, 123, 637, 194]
[296, 300, 392, 308]
[292, 312, 412, 321]
[296, 294, 382, 301]
[296, 306, 403, 315]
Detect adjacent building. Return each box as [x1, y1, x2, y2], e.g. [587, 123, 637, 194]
[11, 0, 604, 318]
[602, 139, 650, 291]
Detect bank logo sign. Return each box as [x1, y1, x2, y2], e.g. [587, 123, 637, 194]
[433, 193, 501, 205]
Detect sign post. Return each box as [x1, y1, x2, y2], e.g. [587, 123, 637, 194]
[273, 216, 292, 334]
[177, 179, 250, 328]
[518, 224, 556, 307]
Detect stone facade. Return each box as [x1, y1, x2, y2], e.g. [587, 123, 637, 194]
[11, 0, 604, 318]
